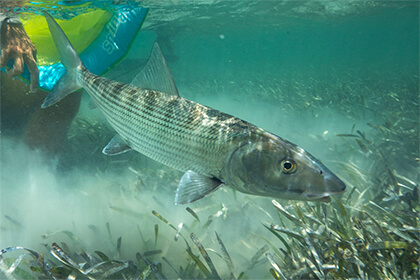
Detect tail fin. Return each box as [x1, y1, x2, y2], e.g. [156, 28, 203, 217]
[41, 12, 83, 108]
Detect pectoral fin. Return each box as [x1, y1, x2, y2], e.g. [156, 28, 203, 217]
[102, 134, 133, 155]
[175, 170, 223, 205]
[88, 97, 98, 109]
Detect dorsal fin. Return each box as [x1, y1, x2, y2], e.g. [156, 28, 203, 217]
[130, 42, 179, 96]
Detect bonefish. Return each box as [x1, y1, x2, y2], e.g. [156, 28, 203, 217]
[42, 13, 346, 204]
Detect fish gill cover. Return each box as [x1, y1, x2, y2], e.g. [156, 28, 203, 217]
[1, 0, 419, 279]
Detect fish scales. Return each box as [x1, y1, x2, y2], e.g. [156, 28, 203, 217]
[81, 67, 250, 177]
[42, 12, 346, 204]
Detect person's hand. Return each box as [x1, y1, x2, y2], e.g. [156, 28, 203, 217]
[1, 18, 38, 93]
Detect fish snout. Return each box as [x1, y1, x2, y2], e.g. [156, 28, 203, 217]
[304, 167, 346, 201]
[323, 172, 347, 195]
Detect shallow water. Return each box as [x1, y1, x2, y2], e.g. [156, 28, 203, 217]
[1, 1, 419, 279]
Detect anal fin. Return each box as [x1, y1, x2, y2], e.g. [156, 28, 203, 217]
[175, 170, 223, 205]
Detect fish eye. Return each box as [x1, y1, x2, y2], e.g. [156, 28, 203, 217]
[279, 159, 297, 174]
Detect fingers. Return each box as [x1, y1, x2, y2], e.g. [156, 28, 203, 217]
[1, 20, 40, 93]
[1, 49, 39, 93]
[8, 55, 24, 77]
[25, 54, 39, 93]
[0, 48, 11, 68]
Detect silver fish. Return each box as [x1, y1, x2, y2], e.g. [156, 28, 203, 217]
[42, 13, 346, 204]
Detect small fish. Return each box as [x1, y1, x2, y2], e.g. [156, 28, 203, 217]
[42, 13, 346, 205]
[336, 134, 359, 138]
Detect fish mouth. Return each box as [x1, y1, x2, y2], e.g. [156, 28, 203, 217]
[315, 196, 332, 202]
[305, 175, 347, 202]
[325, 176, 347, 195]
[323, 172, 347, 194]
[305, 193, 333, 202]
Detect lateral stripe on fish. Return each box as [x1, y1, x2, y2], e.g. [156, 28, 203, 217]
[81, 67, 242, 177]
[42, 12, 346, 205]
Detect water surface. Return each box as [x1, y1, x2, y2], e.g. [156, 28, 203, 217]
[1, 1, 419, 279]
